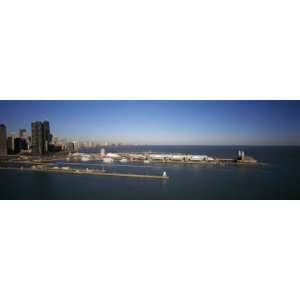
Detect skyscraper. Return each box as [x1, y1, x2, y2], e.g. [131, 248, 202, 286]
[0, 124, 8, 156]
[43, 121, 51, 152]
[32, 121, 43, 155]
[7, 134, 16, 154]
[31, 121, 52, 155]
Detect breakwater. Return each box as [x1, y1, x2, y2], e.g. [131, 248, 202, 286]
[0, 166, 168, 180]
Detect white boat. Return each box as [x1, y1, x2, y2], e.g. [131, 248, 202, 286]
[120, 158, 128, 163]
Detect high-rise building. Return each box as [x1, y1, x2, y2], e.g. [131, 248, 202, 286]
[32, 121, 52, 155]
[0, 124, 8, 156]
[32, 121, 44, 155]
[7, 134, 16, 154]
[43, 121, 51, 152]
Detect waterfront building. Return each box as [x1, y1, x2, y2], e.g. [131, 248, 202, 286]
[106, 153, 121, 158]
[61, 141, 79, 153]
[0, 124, 7, 156]
[7, 134, 15, 153]
[32, 122, 43, 155]
[32, 121, 52, 155]
[170, 155, 185, 161]
[43, 121, 51, 152]
[190, 155, 208, 161]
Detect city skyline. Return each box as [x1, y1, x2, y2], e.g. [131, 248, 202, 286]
[0, 100, 299, 145]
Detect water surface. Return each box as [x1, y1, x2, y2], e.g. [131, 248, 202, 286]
[0, 146, 299, 199]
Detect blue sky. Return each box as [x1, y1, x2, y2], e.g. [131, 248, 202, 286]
[0, 100, 299, 145]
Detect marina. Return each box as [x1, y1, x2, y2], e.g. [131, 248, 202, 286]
[0, 149, 259, 181]
[0, 148, 260, 183]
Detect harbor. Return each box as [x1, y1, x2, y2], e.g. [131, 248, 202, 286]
[0, 148, 260, 182]
[61, 149, 258, 165]
[5, 149, 257, 166]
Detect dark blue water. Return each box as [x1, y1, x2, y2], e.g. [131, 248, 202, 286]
[0, 146, 299, 199]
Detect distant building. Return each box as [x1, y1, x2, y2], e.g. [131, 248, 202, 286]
[14, 138, 22, 153]
[52, 137, 60, 145]
[72, 141, 79, 152]
[19, 129, 27, 139]
[0, 124, 7, 156]
[100, 148, 105, 157]
[14, 137, 28, 153]
[65, 142, 75, 152]
[238, 150, 245, 160]
[18, 129, 30, 151]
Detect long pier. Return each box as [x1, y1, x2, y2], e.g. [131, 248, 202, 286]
[0, 166, 169, 180]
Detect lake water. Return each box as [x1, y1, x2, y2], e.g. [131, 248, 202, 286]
[0, 146, 299, 199]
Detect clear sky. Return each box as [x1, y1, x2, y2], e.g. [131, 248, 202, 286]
[0, 100, 299, 145]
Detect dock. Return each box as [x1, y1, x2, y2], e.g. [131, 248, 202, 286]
[0, 166, 169, 180]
